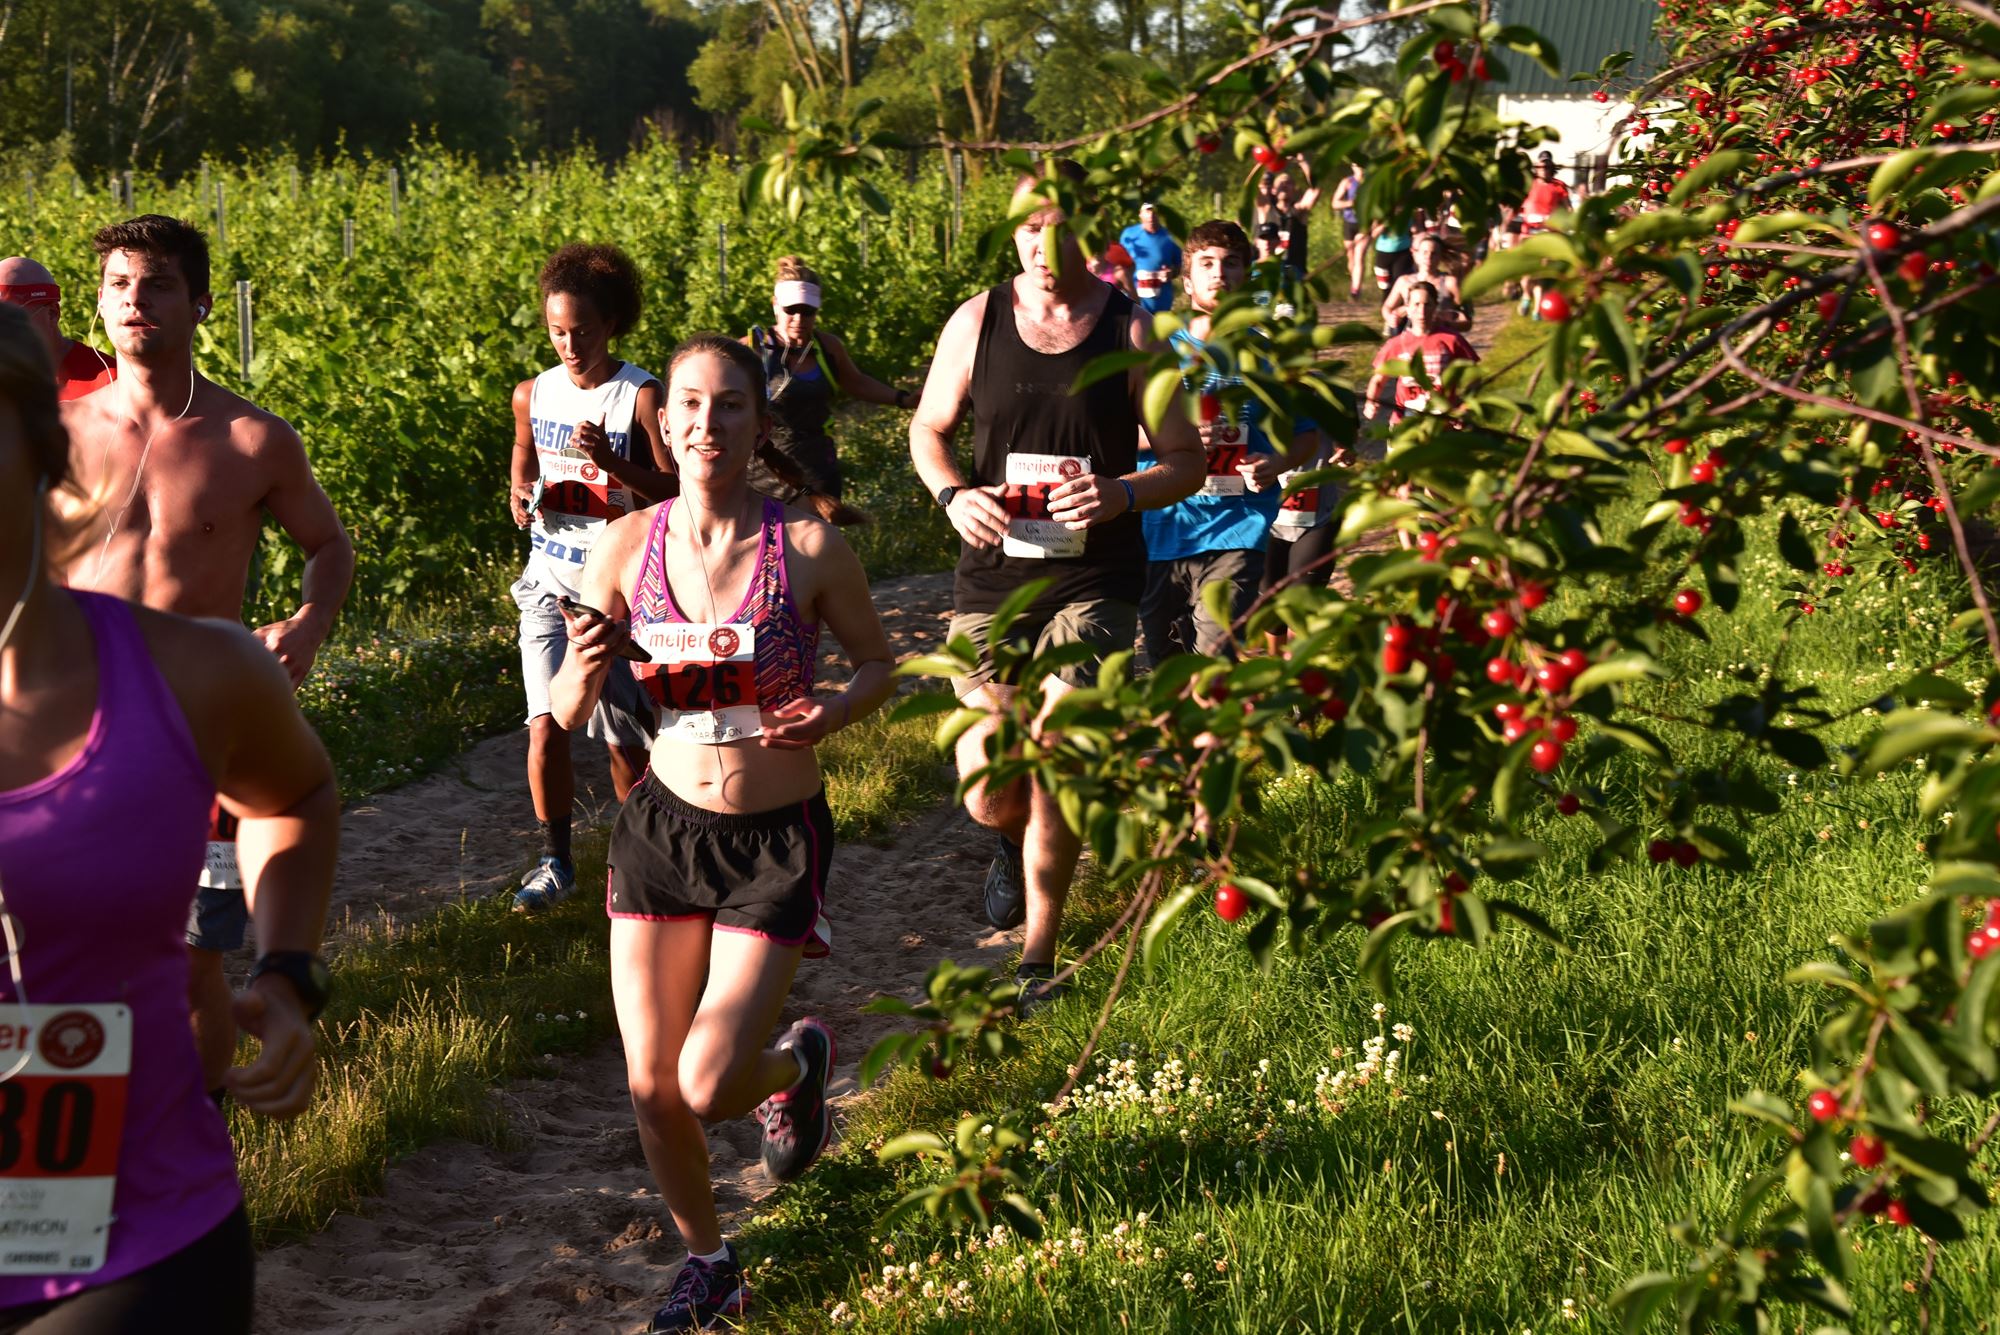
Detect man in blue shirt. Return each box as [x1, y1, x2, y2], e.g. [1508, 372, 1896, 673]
[1119, 203, 1184, 316]
[1139, 219, 1320, 664]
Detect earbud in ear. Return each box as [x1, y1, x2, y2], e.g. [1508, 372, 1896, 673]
[196, 304, 208, 319]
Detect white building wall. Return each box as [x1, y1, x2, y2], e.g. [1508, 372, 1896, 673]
[1496, 94, 1637, 188]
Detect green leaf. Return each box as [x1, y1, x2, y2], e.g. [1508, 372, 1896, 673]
[1143, 366, 1183, 434]
[1357, 911, 1418, 997]
[1610, 1273, 1680, 1333]
[1729, 1089, 1798, 1130]
[1669, 150, 1752, 204]
[1862, 711, 1985, 773]
[1143, 883, 1203, 977]
[1073, 349, 1152, 395]
[1869, 148, 1932, 208]
[877, 1131, 947, 1162]
[1571, 653, 1663, 695]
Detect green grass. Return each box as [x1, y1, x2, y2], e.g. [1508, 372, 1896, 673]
[724, 477, 2000, 1329]
[234, 696, 954, 1243]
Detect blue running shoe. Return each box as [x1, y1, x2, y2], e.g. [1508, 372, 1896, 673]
[512, 856, 574, 913]
[757, 1018, 836, 1183]
[646, 1244, 746, 1332]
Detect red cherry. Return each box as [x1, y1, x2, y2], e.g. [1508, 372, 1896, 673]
[1252, 144, 1282, 171]
[1808, 1089, 1842, 1123]
[1671, 841, 1700, 869]
[1886, 1200, 1914, 1228]
[1518, 582, 1548, 610]
[1774, 320, 1792, 334]
[1482, 609, 1518, 639]
[1558, 648, 1590, 677]
[1673, 589, 1704, 617]
[1850, 1134, 1886, 1168]
[1502, 717, 1533, 743]
[1537, 290, 1573, 323]
[1486, 656, 1516, 685]
[1321, 697, 1349, 722]
[1900, 251, 1929, 284]
[1530, 738, 1564, 773]
[1196, 134, 1221, 155]
[1382, 645, 1412, 675]
[1444, 870, 1469, 895]
[1435, 39, 1458, 65]
[1678, 501, 1705, 527]
[1416, 531, 1444, 559]
[929, 1056, 954, 1079]
[1864, 220, 1901, 250]
[1592, 90, 1610, 103]
[1550, 716, 1579, 743]
[1533, 661, 1573, 694]
[1969, 924, 2000, 959]
[1556, 792, 1581, 815]
[1647, 839, 1674, 863]
[1493, 700, 1522, 722]
[1298, 668, 1330, 697]
[1431, 652, 1456, 684]
[1214, 883, 1249, 922]
[1437, 899, 1455, 933]
[1384, 622, 1415, 651]
[1689, 459, 1716, 484]
[1664, 437, 1689, 454]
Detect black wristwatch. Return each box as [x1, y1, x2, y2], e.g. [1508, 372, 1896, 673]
[936, 485, 960, 509]
[251, 951, 333, 1023]
[896, 388, 915, 409]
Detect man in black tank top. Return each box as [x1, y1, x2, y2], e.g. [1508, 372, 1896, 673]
[909, 163, 1204, 986]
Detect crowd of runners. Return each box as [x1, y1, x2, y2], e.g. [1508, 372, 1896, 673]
[0, 142, 1570, 1331]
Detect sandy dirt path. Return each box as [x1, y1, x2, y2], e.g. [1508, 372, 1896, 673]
[252, 571, 1028, 1334]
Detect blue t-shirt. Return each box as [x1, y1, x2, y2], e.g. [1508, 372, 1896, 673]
[1141, 330, 1316, 561]
[1119, 224, 1184, 314]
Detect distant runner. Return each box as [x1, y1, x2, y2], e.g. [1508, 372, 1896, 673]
[1330, 165, 1370, 298]
[508, 243, 678, 912]
[1141, 220, 1320, 664]
[1382, 233, 1471, 336]
[1088, 242, 1137, 298]
[1363, 282, 1481, 427]
[0, 255, 115, 400]
[1118, 203, 1183, 317]
[1268, 165, 1321, 281]
[0, 301, 337, 1332]
[550, 334, 895, 1334]
[59, 215, 353, 1108]
[910, 162, 1203, 976]
[743, 256, 916, 509]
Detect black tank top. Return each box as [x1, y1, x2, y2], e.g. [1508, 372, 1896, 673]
[957, 281, 1145, 614]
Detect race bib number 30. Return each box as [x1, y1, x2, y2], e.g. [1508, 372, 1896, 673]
[0, 1005, 131, 1276]
[634, 623, 761, 744]
[1199, 423, 1250, 497]
[1001, 453, 1088, 559]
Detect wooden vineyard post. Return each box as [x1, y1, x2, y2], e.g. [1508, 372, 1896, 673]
[235, 280, 254, 383]
[343, 217, 355, 260]
[719, 223, 729, 304]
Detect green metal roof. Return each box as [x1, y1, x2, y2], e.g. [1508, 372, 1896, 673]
[1496, 0, 1667, 98]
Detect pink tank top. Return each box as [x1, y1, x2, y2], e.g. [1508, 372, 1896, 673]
[0, 592, 240, 1304]
[627, 497, 820, 710]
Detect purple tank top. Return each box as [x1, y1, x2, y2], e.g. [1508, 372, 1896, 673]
[628, 497, 820, 710]
[0, 591, 240, 1304]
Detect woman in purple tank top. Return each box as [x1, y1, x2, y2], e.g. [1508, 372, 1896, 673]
[0, 305, 338, 1331]
[550, 335, 895, 1333]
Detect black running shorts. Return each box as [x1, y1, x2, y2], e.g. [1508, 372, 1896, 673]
[607, 772, 834, 957]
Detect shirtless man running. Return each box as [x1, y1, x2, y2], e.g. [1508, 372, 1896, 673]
[59, 214, 355, 1101]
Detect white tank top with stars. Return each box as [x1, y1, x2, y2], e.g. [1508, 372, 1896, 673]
[525, 360, 653, 596]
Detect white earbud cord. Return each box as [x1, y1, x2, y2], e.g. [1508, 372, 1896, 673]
[87, 296, 197, 585]
[0, 494, 45, 1084]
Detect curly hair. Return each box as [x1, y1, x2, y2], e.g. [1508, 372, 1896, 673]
[537, 243, 643, 338]
[1185, 219, 1253, 265]
[92, 214, 210, 301]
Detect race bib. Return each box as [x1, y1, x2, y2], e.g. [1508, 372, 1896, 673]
[633, 623, 761, 745]
[0, 1005, 131, 1276]
[1199, 423, 1250, 497]
[1136, 276, 1164, 298]
[197, 840, 240, 891]
[534, 447, 633, 533]
[1001, 453, 1088, 559]
[1275, 468, 1321, 530]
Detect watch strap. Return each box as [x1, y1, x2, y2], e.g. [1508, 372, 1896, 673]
[251, 951, 332, 1023]
[936, 485, 960, 508]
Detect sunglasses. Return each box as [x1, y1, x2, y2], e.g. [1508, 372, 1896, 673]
[779, 304, 819, 316]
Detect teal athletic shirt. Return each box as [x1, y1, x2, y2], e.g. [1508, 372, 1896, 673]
[1139, 329, 1316, 562]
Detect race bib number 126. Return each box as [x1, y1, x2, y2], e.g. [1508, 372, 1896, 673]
[0, 1005, 131, 1276]
[633, 623, 762, 744]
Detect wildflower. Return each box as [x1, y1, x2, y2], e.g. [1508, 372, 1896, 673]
[1182, 1272, 1197, 1290]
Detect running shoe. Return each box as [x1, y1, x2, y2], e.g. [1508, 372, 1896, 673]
[512, 856, 575, 913]
[757, 1018, 836, 1183]
[646, 1244, 746, 1332]
[1015, 962, 1071, 1017]
[983, 836, 1027, 930]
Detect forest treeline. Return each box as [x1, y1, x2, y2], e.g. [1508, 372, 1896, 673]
[0, 0, 1396, 178]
